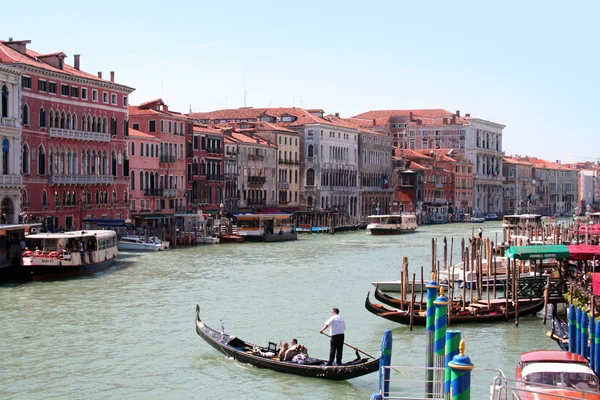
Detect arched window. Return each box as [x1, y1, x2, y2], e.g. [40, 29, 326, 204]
[112, 151, 117, 177]
[307, 144, 314, 158]
[306, 168, 315, 186]
[39, 108, 46, 128]
[22, 144, 29, 174]
[103, 117, 108, 134]
[151, 144, 155, 158]
[60, 111, 66, 129]
[146, 143, 149, 157]
[295, 170, 298, 184]
[53, 111, 59, 129]
[155, 144, 158, 158]
[139, 171, 144, 190]
[130, 171, 136, 190]
[140, 143, 144, 157]
[38, 145, 45, 175]
[1, 85, 8, 118]
[22, 104, 29, 125]
[2, 138, 9, 175]
[48, 110, 55, 128]
[42, 190, 47, 207]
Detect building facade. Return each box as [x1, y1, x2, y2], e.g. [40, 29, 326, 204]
[0, 39, 134, 230]
[129, 99, 189, 220]
[127, 128, 161, 225]
[0, 64, 22, 224]
[188, 124, 224, 215]
[223, 136, 239, 213]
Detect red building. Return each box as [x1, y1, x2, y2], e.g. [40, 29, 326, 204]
[187, 124, 224, 215]
[129, 99, 190, 219]
[0, 39, 134, 230]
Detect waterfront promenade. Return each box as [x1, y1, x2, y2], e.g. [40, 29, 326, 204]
[1, 222, 558, 399]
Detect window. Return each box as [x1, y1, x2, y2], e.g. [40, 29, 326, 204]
[459, 129, 466, 136]
[174, 122, 178, 134]
[132, 123, 140, 130]
[71, 86, 79, 98]
[435, 130, 441, 136]
[168, 121, 172, 133]
[160, 120, 164, 132]
[38, 80, 47, 92]
[131, 141, 135, 156]
[39, 108, 46, 128]
[149, 120, 156, 133]
[123, 96, 128, 106]
[61, 84, 69, 96]
[422, 130, 428, 136]
[140, 143, 144, 157]
[22, 104, 29, 125]
[180, 122, 184, 135]
[48, 82, 56, 94]
[111, 94, 117, 105]
[81, 88, 88, 100]
[102, 92, 108, 103]
[409, 130, 415, 136]
[22, 76, 32, 89]
[38, 145, 46, 175]
[92, 90, 98, 101]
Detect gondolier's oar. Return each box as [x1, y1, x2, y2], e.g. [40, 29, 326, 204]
[320, 331, 376, 359]
[377, 311, 409, 317]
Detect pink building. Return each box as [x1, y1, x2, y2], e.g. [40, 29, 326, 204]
[129, 99, 190, 219]
[0, 39, 134, 230]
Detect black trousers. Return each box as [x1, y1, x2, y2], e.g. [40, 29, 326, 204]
[328, 333, 344, 365]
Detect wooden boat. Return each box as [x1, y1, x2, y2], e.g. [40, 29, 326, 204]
[365, 293, 545, 326]
[515, 350, 600, 399]
[547, 308, 569, 351]
[219, 234, 245, 243]
[373, 285, 425, 311]
[195, 305, 379, 380]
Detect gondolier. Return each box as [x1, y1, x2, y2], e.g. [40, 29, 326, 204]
[320, 308, 346, 366]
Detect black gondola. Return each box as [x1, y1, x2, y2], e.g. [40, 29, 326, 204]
[548, 306, 569, 350]
[195, 305, 380, 380]
[373, 285, 426, 311]
[365, 292, 545, 326]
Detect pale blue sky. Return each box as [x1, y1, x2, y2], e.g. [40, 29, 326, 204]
[3, 0, 598, 162]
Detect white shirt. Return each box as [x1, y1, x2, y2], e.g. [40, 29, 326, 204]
[325, 314, 346, 336]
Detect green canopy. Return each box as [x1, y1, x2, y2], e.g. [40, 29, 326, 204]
[504, 245, 569, 260]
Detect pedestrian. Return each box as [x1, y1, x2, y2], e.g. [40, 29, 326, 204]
[319, 307, 346, 366]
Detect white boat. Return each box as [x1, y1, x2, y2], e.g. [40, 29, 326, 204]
[195, 235, 220, 244]
[366, 214, 418, 235]
[118, 236, 168, 251]
[235, 214, 297, 242]
[22, 230, 118, 280]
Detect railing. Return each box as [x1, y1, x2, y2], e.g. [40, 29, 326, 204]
[247, 199, 266, 206]
[207, 174, 223, 182]
[247, 154, 265, 161]
[138, 208, 151, 213]
[160, 155, 175, 163]
[174, 206, 187, 213]
[225, 173, 237, 180]
[144, 188, 164, 197]
[435, 183, 444, 189]
[278, 159, 299, 165]
[0, 117, 17, 128]
[248, 176, 266, 184]
[163, 188, 177, 197]
[49, 128, 111, 142]
[49, 175, 114, 185]
[207, 147, 223, 155]
[279, 182, 290, 189]
[0, 174, 23, 186]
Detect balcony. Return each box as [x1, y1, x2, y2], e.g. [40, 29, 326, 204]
[0, 174, 23, 187]
[160, 155, 175, 163]
[207, 174, 224, 182]
[174, 206, 187, 213]
[247, 154, 265, 161]
[164, 188, 177, 197]
[248, 176, 266, 185]
[247, 198, 266, 206]
[279, 182, 290, 189]
[225, 173, 237, 180]
[49, 175, 114, 185]
[207, 147, 223, 155]
[0, 117, 17, 128]
[144, 188, 164, 197]
[435, 183, 444, 189]
[49, 128, 111, 142]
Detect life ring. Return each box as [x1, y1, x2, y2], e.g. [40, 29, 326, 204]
[23, 251, 33, 257]
[49, 251, 59, 259]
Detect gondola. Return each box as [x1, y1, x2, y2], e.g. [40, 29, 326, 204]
[195, 305, 380, 380]
[373, 285, 425, 311]
[365, 293, 545, 326]
[547, 306, 569, 351]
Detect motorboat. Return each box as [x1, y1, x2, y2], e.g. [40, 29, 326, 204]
[366, 214, 418, 235]
[118, 236, 168, 251]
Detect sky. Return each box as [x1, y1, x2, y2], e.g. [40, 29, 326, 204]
[2, 0, 598, 163]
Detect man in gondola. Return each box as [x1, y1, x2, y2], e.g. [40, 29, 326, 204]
[320, 307, 346, 366]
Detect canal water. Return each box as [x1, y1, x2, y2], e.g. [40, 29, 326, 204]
[1, 222, 556, 399]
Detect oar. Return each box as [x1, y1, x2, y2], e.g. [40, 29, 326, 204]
[377, 311, 408, 317]
[320, 331, 377, 359]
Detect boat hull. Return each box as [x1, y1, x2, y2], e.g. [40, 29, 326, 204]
[242, 232, 298, 242]
[27, 257, 117, 281]
[368, 228, 417, 235]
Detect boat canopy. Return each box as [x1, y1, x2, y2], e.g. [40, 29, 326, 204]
[566, 245, 600, 261]
[520, 350, 587, 364]
[578, 224, 600, 235]
[521, 362, 594, 377]
[505, 245, 569, 260]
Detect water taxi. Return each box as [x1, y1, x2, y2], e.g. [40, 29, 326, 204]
[366, 214, 418, 235]
[235, 214, 297, 242]
[22, 230, 118, 280]
[118, 236, 168, 251]
[502, 214, 542, 231]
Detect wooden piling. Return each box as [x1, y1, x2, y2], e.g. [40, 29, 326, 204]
[409, 272, 416, 331]
[420, 266, 424, 308]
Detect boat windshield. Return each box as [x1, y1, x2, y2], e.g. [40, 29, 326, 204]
[525, 372, 600, 390]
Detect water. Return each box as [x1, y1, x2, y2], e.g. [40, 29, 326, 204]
[0, 222, 556, 399]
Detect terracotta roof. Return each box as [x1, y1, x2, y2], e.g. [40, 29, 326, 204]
[192, 125, 222, 135]
[352, 109, 469, 126]
[230, 132, 275, 147]
[0, 41, 133, 90]
[129, 103, 191, 120]
[129, 128, 159, 140]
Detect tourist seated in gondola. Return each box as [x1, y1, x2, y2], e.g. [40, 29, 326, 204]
[278, 342, 289, 359]
[283, 339, 308, 361]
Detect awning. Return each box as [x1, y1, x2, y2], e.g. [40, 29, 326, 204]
[578, 224, 600, 235]
[83, 218, 132, 227]
[566, 245, 600, 261]
[505, 245, 569, 260]
[135, 214, 173, 220]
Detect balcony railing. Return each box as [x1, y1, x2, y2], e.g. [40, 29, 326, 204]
[160, 155, 175, 163]
[0, 117, 17, 128]
[174, 206, 187, 213]
[279, 182, 290, 189]
[207, 147, 223, 155]
[0, 174, 23, 187]
[49, 128, 111, 142]
[247, 154, 265, 161]
[164, 188, 177, 197]
[225, 173, 237, 180]
[49, 175, 114, 185]
[278, 159, 299, 165]
[247, 198, 266, 206]
[207, 174, 224, 182]
[248, 176, 266, 184]
[144, 188, 164, 197]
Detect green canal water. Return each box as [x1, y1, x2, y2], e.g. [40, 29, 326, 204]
[0, 222, 557, 399]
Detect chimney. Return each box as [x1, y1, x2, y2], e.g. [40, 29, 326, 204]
[334, 112, 339, 118]
[162, 104, 168, 113]
[451, 115, 456, 125]
[74, 54, 80, 70]
[97, 71, 102, 79]
[373, 118, 376, 126]
[4, 39, 30, 55]
[409, 111, 414, 122]
[110, 71, 114, 83]
[210, 119, 215, 128]
[465, 113, 471, 117]
[456, 110, 460, 117]
[443, 117, 448, 125]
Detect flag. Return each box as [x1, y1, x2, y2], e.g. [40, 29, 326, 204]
[381, 173, 389, 189]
